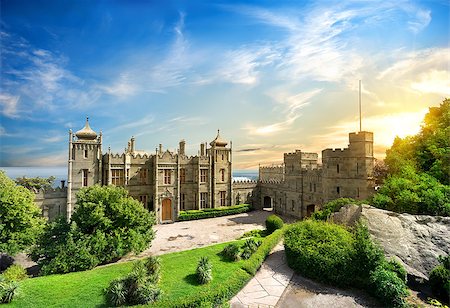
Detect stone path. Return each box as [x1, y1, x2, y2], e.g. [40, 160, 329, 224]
[230, 244, 294, 308]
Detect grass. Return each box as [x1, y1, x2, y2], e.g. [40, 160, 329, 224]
[7, 241, 247, 307]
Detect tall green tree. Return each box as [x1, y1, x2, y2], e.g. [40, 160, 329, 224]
[0, 171, 45, 255]
[14, 176, 56, 191]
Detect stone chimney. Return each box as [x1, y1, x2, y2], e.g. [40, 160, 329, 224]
[130, 136, 135, 153]
[159, 144, 162, 153]
[179, 140, 186, 155]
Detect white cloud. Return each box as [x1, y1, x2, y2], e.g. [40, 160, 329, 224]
[0, 93, 20, 118]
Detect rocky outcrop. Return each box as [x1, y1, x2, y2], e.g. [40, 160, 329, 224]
[331, 204, 450, 280]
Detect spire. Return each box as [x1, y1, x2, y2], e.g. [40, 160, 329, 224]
[75, 116, 98, 140]
[210, 129, 228, 147]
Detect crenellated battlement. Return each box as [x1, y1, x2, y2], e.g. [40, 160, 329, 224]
[232, 179, 258, 184]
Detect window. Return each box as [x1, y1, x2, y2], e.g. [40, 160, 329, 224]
[357, 187, 360, 198]
[337, 164, 340, 174]
[180, 168, 186, 183]
[82, 169, 88, 187]
[309, 182, 312, 192]
[222, 154, 224, 160]
[111, 169, 124, 186]
[200, 169, 207, 183]
[291, 200, 295, 211]
[72, 147, 76, 160]
[313, 183, 316, 192]
[181, 193, 186, 210]
[200, 192, 208, 208]
[164, 169, 171, 184]
[356, 163, 359, 175]
[337, 186, 340, 195]
[220, 191, 226, 206]
[139, 195, 148, 208]
[139, 168, 148, 184]
[84, 149, 88, 159]
[126, 169, 129, 184]
[220, 169, 225, 181]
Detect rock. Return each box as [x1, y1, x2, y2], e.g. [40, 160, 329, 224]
[331, 204, 450, 280]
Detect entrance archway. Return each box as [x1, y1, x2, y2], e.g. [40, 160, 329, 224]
[162, 198, 172, 221]
[263, 196, 272, 208]
[306, 204, 315, 217]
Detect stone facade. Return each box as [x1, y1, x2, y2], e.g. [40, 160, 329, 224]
[257, 131, 375, 219]
[37, 118, 375, 224]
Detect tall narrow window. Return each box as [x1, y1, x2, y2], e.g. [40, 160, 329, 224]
[111, 169, 124, 186]
[139, 195, 148, 208]
[356, 163, 359, 175]
[72, 147, 76, 160]
[337, 164, 340, 173]
[200, 192, 208, 208]
[140, 168, 148, 184]
[291, 200, 295, 211]
[313, 183, 316, 192]
[180, 168, 186, 183]
[84, 149, 88, 158]
[181, 193, 186, 210]
[357, 187, 360, 198]
[220, 169, 225, 181]
[164, 169, 171, 184]
[82, 169, 88, 187]
[310, 182, 312, 191]
[200, 169, 207, 183]
[220, 191, 226, 206]
[337, 186, 340, 195]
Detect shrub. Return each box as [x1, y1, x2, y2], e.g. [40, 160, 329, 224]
[0, 279, 18, 304]
[240, 229, 267, 239]
[284, 220, 354, 286]
[429, 255, 450, 303]
[178, 204, 252, 221]
[145, 256, 161, 283]
[369, 265, 409, 307]
[222, 243, 241, 261]
[105, 259, 162, 306]
[2, 264, 28, 282]
[384, 258, 408, 283]
[32, 185, 156, 275]
[196, 257, 213, 284]
[240, 238, 261, 260]
[265, 215, 283, 234]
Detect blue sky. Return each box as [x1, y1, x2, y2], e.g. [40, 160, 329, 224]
[1, 0, 449, 169]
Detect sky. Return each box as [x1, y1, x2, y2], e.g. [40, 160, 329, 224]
[1, 0, 449, 169]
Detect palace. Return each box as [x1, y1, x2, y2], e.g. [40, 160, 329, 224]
[34, 118, 375, 223]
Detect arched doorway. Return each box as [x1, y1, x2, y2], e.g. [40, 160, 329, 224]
[306, 204, 315, 217]
[162, 198, 172, 221]
[263, 196, 272, 208]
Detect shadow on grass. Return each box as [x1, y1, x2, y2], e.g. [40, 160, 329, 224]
[184, 273, 201, 286]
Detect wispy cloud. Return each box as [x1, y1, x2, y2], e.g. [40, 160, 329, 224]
[0, 93, 20, 118]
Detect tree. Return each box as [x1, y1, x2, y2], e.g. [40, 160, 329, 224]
[15, 176, 56, 191]
[0, 171, 45, 255]
[31, 185, 156, 275]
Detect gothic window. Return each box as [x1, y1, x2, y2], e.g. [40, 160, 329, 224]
[180, 168, 186, 183]
[82, 169, 88, 187]
[111, 169, 124, 186]
[139, 168, 148, 184]
[336, 186, 340, 195]
[139, 195, 148, 208]
[220, 191, 226, 206]
[313, 183, 316, 192]
[220, 169, 225, 181]
[310, 182, 312, 192]
[200, 192, 208, 208]
[84, 149, 88, 159]
[164, 169, 171, 184]
[181, 193, 186, 210]
[200, 169, 207, 183]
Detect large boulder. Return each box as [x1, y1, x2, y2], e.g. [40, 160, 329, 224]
[331, 204, 450, 280]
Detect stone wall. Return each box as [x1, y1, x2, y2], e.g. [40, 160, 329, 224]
[34, 187, 67, 221]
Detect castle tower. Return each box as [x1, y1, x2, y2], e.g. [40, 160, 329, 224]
[67, 118, 102, 219]
[208, 130, 232, 207]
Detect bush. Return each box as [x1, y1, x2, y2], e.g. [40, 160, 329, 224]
[265, 215, 283, 234]
[312, 198, 358, 221]
[284, 220, 355, 286]
[196, 257, 213, 284]
[384, 258, 408, 283]
[240, 239, 261, 260]
[429, 255, 450, 303]
[222, 243, 242, 261]
[0, 278, 18, 304]
[240, 229, 267, 239]
[105, 259, 162, 306]
[178, 204, 252, 221]
[2, 264, 28, 282]
[31, 185, 156, 275]
[369, 265, 409, 307]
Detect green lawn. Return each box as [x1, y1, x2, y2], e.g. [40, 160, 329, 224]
[7, 241, 247, 307]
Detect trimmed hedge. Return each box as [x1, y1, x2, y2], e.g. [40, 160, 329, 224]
[265, 215, 284, 234]
[153, 228, 284, 307]
[178, 204, 252, 221]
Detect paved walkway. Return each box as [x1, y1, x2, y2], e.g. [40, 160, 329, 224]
[230, 244, 294, 308]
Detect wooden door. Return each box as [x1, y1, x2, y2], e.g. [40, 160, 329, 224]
[162, 198, 172, 221]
